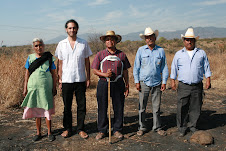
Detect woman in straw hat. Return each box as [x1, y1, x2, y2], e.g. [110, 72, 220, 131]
[91, 30, 131, 140]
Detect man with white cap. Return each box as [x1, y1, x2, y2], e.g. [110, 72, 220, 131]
[92, 30, 131, 140]
[133, 27, 169, 136]
[170, 28, 211, 137]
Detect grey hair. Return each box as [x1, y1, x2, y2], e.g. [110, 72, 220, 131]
[32, 38, 44, 47]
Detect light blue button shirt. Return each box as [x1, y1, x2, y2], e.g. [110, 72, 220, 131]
[170, 47, 211, 84]
[133, 45, 169, 87]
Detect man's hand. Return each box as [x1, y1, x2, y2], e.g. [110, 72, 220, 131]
[86, 79, 90, 88]
[206, 77, 211, 89]
[124, 85, 129, 97]
[136, 83, 141, 91]
[171, 79, 177, 90]
[160, 84, 166, 91]
[105, 69, 112, 78]
[59, 79, 62, 90]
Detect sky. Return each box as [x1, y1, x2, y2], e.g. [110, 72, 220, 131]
[1, 0, 226, 46]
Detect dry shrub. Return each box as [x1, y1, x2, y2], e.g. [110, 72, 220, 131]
[208, 53, 226, 81]
[0, 51, 27, 108]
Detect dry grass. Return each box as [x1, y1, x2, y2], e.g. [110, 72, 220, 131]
[0, 38, 225, 114]
[0, 51, 27, 107]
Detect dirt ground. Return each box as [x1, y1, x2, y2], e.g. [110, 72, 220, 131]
[0, 86, 226, 151]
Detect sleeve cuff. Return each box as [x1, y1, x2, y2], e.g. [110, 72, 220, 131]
[205, 72, 212, 78]
[170, 75, 177, 80]
[134, 79, 139, 83]
[162, 80, 167, 84]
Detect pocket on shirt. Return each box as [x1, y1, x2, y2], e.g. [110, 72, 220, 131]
[62, 53, 69, 61]
[141, 55, 149, 65]
[155, 57, 161, 68]
[195, 56, 204, 68]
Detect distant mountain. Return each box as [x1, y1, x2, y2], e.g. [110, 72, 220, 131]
[45, 33, 98, 44]
[46, 26, 226, 44]
[122, 26, 226, 41]
[45, 35, 66, 44]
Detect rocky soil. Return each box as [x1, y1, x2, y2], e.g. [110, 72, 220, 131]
[0, 88, 225, 151]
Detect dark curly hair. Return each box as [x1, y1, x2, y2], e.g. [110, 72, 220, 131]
[65, 19, 79, 29]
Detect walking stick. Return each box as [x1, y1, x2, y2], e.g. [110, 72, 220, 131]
[108, 79, 112, 144]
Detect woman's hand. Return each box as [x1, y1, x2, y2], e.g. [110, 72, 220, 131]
[53, 88, 57, 96]
[23, 69, 29, 97]
[23, 88, 27, 97]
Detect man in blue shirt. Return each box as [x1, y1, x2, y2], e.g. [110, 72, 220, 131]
[170, 28, 211, 137]
[133, 27, 169, 136]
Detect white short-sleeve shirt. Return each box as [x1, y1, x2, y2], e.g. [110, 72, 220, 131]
[55, 37, 92, 83]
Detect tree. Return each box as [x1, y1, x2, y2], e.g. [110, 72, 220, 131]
[88, 33, 105, 54]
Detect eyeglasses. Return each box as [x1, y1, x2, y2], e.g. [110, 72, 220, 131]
[34, 44, 43, 47]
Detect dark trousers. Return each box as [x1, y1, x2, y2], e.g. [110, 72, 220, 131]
[62, 82, 86, 132]
[96, 79, 125, 134]
[177, 82, 203, 132]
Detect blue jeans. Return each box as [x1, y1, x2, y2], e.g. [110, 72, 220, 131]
[139, 82, 162, 131]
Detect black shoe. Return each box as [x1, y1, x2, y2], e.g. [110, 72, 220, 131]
[33, 135, 42, 142]
[48, 134, 55, 142]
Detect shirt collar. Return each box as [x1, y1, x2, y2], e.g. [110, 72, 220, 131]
[106, 48, 119, 55]
[65, 36, 79, 43]
[145, 45, 157, 51]
[182, 47, 198, 52]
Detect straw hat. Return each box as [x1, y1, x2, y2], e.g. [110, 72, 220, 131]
[139, 27, 159, 39]
[100, 30, 122, 43]
[181, 28, 199, 40]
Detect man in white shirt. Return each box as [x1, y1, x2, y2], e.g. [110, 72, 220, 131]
[55, 19, 92, 139]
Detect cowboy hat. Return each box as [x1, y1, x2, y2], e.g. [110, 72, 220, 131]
[181, 28, 199, 40]
[100, 30, 122, 43]
[139, 27, 159, 39]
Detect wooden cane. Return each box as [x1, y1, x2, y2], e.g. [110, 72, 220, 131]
[108, 79, 112, 144]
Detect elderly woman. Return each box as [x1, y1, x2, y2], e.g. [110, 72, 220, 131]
[21, 38, 57, 142]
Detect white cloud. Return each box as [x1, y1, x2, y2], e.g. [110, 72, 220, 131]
[45, 9, 85, 23]
[195, 0, 226, 6]
[50, 0, 80, 6]
[88, 0, 110, 6]
[104, 10, 123, 21]
[84, 10, 123, 24]
[129, 5, 147, 18]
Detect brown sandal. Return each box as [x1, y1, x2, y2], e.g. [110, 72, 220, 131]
[79, 131, 89, 139]
[96, 132, 105, 140]
[157, 130, 167, 136]
[137, 130, 144, 136]
[61, 130, 71, 138]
